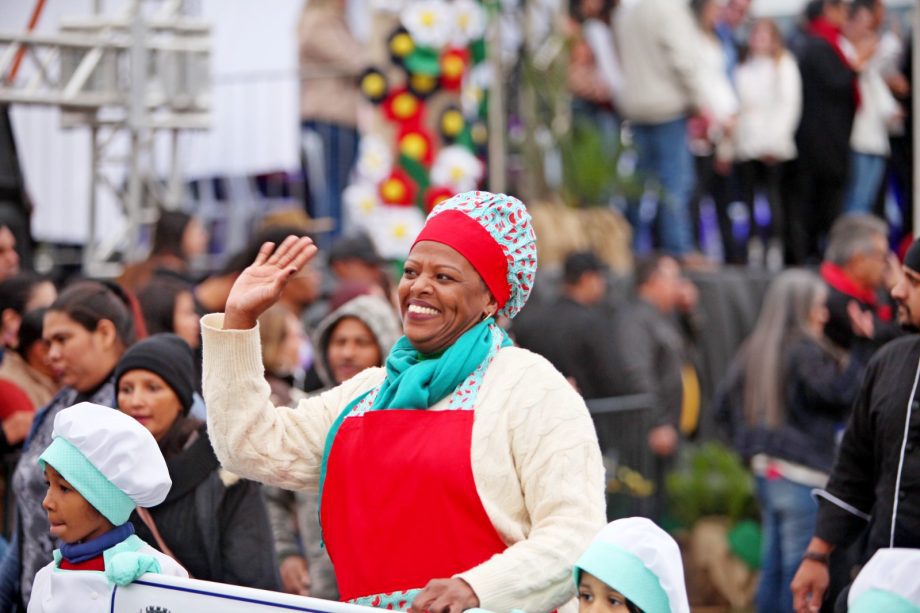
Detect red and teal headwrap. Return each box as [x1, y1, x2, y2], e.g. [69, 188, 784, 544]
[411, 191, 537, 319]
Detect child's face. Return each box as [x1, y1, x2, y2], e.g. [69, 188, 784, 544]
[42, 464, 113, 544]
[578, 571, 635, 613]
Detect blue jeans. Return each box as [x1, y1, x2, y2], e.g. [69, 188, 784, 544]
[629, 117, 696, 254]
[301, 121, 359, 249]
[755, 475, 818, 613]
[843, 152, 887, 215]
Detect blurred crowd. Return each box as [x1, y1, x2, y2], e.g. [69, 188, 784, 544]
[0, 0, 915, 611]
[0, 203, 910, 612]
[0, 211, 410, 607]
[569, 0, 913, 267]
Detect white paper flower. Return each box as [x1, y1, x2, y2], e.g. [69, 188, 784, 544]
[431, 145, 484, 192]
[461, 63, 491, 117]
[373, 205, 427, 260]
[450, 0, 487, 47]
[355, 135, 393, 183]
[344, 182, 383, 230]
[401, 0, 452, 50]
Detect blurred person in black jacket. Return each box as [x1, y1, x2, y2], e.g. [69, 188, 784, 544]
[786, 0, 876, 264]
[820, 214, 902, 353]
[613, 254, 702, 520]
[792, 237, 920, 613]
[513, 251, 635, 400]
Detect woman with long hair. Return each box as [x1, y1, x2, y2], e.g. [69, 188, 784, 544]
[734, 18, 802, 269]
[258, 304, 307, 407]
[717, 269, 867, 612]
[137, 277, 201, 350]
[118, 210, 209, 291]
[0, 281, 137, 610]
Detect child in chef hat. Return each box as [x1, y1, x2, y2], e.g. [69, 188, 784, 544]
[573, 517, 690, 613]
[29, 402, 187, 612]
[848, 548, 920, 612]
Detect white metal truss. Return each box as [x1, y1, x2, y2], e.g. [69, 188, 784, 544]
[0, 0, 210, 275]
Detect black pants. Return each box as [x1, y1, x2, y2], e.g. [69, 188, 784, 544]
[690, 155, 747, 264]
[736, 160, 786, 245]
[888, 132, 914, 234]
[784, 159, 847, 266]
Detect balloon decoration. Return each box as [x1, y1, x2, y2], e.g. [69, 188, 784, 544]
[347, 0, 492, 259]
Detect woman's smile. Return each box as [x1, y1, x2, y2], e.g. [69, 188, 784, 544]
[405, 299, 441, 320]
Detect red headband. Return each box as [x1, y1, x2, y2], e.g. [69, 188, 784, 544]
[411, 210, 510, 308]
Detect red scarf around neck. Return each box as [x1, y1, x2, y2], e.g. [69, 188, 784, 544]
[809, 17, 861, 107]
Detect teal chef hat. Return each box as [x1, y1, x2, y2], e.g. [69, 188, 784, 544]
[39, 402, 171, 525]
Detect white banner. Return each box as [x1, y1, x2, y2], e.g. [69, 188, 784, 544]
[111, 573, 381, 613]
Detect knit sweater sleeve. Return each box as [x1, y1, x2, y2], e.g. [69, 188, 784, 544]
[457, 349, 606, 613]
[201, 313, 385, 491]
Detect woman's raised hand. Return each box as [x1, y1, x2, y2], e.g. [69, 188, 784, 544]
[223, 236, 317, 330]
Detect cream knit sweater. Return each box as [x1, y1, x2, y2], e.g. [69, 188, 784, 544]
[201, 313, 606, 613]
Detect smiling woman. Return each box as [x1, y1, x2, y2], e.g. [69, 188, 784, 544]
[201, 191, 606, 613]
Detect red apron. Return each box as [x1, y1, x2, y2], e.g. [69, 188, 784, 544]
[320, 400, 507, 607]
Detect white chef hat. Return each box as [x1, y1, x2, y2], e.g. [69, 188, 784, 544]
[848, 548, 920, 613]
[574, 517, 690, 613]
[38, 402, 171, 526]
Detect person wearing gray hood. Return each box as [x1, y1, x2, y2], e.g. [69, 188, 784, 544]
[265, 295, 401, 599]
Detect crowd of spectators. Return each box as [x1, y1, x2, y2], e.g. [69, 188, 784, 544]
[571, 0, 912, 268]
[0, 210, 399, 608]
[0, 209, 910, 611]
[0, 0, 915, 610]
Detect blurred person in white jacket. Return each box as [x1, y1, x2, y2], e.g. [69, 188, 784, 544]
[688, 0, 741, 262]
[734, 18, 802, 269]
[842, 1, 902, 216]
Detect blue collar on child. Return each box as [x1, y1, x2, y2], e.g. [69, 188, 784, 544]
[60, 522, 135, 563]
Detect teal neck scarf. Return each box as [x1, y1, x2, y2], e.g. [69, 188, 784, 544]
[372, 318, 511, 410]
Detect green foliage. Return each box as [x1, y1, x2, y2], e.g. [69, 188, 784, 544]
[665, 441, 758, 530]
[558, 118, 614, 207]
[556, 118, 642, 207]
[728, 519, 763, 570]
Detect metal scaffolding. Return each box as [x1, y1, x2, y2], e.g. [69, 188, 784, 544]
[0, 0, 210, 275]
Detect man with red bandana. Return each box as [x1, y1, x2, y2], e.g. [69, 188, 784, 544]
[820, 214, 902, 352]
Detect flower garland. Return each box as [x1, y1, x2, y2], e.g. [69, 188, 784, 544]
[347, 0, 492, 259]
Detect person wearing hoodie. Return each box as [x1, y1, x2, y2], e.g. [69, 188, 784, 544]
[265, 295, 401, 599]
